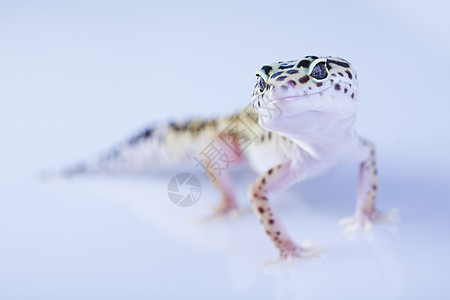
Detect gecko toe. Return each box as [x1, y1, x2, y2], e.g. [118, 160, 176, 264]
[340, 207, 398, 233]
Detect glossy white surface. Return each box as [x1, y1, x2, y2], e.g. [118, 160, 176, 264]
[1, 1, 449, 299]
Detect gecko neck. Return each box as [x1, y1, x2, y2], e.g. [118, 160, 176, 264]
[278, 114, 359, 160]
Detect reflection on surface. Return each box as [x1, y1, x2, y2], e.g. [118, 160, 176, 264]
[263, 228, 403, 300]
[76, 167, 404, 300]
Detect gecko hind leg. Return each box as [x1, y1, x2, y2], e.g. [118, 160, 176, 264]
[194, 139, 248, 223]
[200, 170, 243, 222]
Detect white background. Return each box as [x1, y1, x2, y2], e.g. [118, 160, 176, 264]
[1, 0, 449, 299]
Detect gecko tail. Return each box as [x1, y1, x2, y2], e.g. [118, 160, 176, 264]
[45, 107, 258, 179]
[48, 116, 225, 179]
[47, 123, 178, 178]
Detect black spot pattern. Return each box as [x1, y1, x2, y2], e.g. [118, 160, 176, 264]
[261, 65, 272, 74]
[278, 64, 295, 70]
[129, 128, 154, 145]
[299, 75, 309, 84]
[345, 70, 353, 79]
[286, 69, 298, 74]
[170, 121, 189, 132]
[296, 60, 311, 68]
[328, 59, 350, 68]
[271, 71, 283, 79]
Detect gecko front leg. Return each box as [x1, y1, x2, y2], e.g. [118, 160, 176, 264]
[340, 138, 397, 232]
[248, 161, 323, 263]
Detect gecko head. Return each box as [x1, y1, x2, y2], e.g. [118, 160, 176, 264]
[251, 56, 359, 135]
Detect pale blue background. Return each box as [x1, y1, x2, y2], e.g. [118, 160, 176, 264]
[1, 0, 449, 299]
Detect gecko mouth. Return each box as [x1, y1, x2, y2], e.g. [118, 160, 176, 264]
[252, 82, 358, 119]
[268, 85, 334, 104]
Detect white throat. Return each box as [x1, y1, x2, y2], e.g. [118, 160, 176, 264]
[262, 110, 359, 160]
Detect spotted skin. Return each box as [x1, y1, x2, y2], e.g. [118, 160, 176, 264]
[60, 55, 395, 263]
[247, 56, 395, 261]
[253, 56, 357, 99]
[247, 162, 313, 259]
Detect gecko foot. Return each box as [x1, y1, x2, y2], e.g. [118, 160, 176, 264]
[339, 208, 398, 233]
[263, 240, 325, 266]
[191, 199, 249, 225]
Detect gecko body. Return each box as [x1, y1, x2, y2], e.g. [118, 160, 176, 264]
[62, 55, 395, 262]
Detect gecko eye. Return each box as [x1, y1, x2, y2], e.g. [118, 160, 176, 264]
[256, 75, 266, 92]
[310, 62, 328, 80]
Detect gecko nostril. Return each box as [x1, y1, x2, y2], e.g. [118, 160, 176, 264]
[288, 80, 297, 88]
